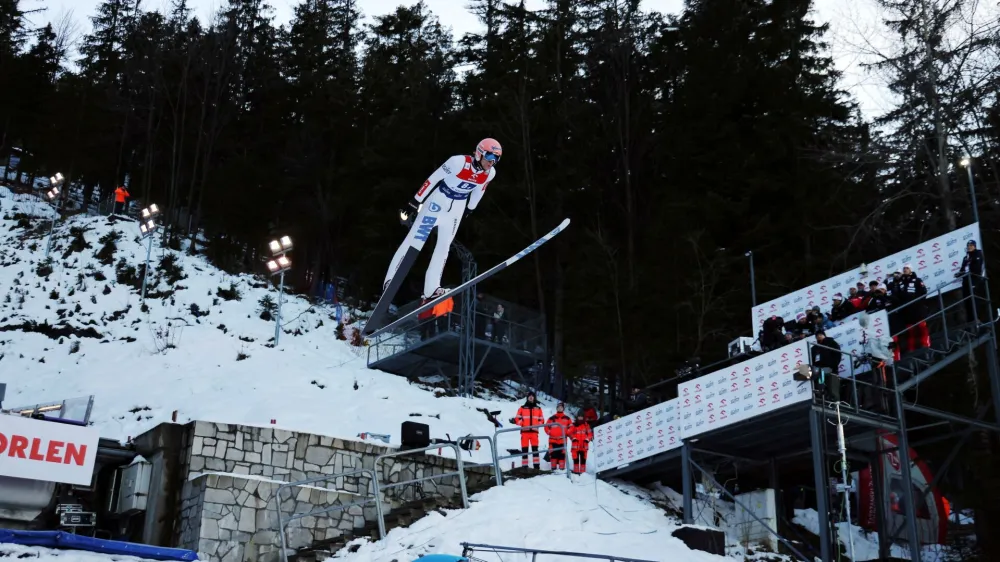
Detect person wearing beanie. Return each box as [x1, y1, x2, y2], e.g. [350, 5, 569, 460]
[568, 411, 594, 474]
[544, 402, 573, 471]
[511, 391, 544, 469]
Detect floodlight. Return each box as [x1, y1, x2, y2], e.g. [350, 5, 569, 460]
[269, 240, 281, 254]
[149, 203, 159, 215]
[960, 157, 971, 167]
[140, 223, 149, 235]
[400, 210, 409, 221]
[266, 260, 279, 273]
[279, 235, 293, 251]
[276, 255, 291, 269]
[146, 220, 156, 231]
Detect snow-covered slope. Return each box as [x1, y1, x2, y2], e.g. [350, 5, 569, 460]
[0, 188, 740, 562]
[0, 187, 555, 465]
[338, 474, 728, 562]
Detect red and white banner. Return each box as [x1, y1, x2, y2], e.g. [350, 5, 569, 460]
[592, 398, 680, 473]
[676, 309, 889, 441]
[858, 431, 948, 545]
[0, 414, 99, 485]
[751, 223, 981, 334]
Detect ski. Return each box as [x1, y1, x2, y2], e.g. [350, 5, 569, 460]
[362, 246, 420, 335]
[367, 218, 571, 339]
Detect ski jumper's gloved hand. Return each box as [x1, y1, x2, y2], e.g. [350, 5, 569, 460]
[400, 198, 420, 227]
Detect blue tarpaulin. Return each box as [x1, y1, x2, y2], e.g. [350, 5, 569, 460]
[0, 530, 199, 561]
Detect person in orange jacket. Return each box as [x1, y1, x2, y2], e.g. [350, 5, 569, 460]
[568, 411, 594, 474]
[510, 391, 544, 468]
[418, 295, 453, 339]
[113, 185, 130, 215]
[544, 402, 573, 470]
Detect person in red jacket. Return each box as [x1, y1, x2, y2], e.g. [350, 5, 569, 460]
[511, 391, 544, 468]
[568, 412, 594, 474]
[582, 405, 599, 424]
[544, 402, 573, 470]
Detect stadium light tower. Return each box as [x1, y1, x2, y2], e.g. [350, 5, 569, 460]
[43, 173, 65, 258]
[139, 204, 161, 305]
[267, 235, 293, 345]
[959, 157, 979, 225]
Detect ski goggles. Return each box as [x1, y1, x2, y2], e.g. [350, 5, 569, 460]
[482, 152, 500, 163]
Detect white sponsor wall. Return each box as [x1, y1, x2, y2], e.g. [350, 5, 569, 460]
[592, 398, 681, 473]
[592, 309, 890, 473]
[0, 414, 100, 485]
[751, 223, 981, 334]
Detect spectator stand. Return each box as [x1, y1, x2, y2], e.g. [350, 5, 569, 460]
[366, 241, 547, 397]
[592, 269, 1000, 562]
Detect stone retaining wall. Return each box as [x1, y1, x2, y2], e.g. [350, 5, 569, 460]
[173, 421, 493, 562]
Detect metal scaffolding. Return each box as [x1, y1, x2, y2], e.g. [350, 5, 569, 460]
[450, 240, 477, 397]
[600, 272, 1000, 561]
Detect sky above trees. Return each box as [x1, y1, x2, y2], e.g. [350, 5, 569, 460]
[36, 0, 920, 118]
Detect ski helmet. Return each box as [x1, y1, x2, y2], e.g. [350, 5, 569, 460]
[476, 138, 502, 163]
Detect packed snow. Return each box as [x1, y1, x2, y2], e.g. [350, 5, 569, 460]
[337, 474, 729, 562]
[0, 187, 557, 466]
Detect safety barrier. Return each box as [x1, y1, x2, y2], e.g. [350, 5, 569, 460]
[372, 443, 470, 538]
[461, 542, 659, 562]
[273, 468, 382, 562]
[492, 422, 574, 485]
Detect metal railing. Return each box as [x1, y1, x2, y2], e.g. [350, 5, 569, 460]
[273, 468, 382, 562]
[461, 542, 659, 562]
[687, 459, 810, 562]
[492, 422, 574, 485]
[366, 309, 547, 365]
[372, 442, 470, 538]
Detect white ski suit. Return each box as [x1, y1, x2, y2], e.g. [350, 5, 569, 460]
[384, 155, 496, 298]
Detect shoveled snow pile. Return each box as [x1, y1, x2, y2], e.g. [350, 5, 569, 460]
[0, 187, 555, 465]
[336, 474, 729, 562]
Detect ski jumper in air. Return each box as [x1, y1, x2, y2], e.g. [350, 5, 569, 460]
[383, 138, 501, 299]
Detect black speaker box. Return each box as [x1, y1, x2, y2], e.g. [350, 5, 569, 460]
[671, 526, 725, 556]
[401, 421, 430, 449]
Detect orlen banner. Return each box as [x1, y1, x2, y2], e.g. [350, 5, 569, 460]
[752, 222, 981, 333]
[857, 431, 948, 545]
[0, 414, 100, 486]
[592, 398, 680, 473]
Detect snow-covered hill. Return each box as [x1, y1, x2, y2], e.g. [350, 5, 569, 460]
[0, 187, 553, 465]
[0, 188, 745, 562]
[338, 474, 733, 562]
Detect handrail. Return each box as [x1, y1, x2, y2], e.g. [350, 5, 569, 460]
[493, 421, 573, 485]
[804, 340, 896, 417]
[461, 542, 660, 562]
[273, 468, 381, 562]
[373, 442, 470, 538]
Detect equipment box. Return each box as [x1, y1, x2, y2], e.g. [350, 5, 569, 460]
[116, 458, 152, 513]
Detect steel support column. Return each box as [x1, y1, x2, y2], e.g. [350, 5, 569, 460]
[681, 443, 693, 525]
[809, 408, 833, 562]
[452, 241, 476, 396]
[893, 391, 923, 562]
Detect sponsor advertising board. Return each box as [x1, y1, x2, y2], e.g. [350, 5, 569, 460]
[592, 398, 680, 473]
[751, 223, 981, 334]
[591, 309, 891, 473]
[0, 414, 100, 485]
